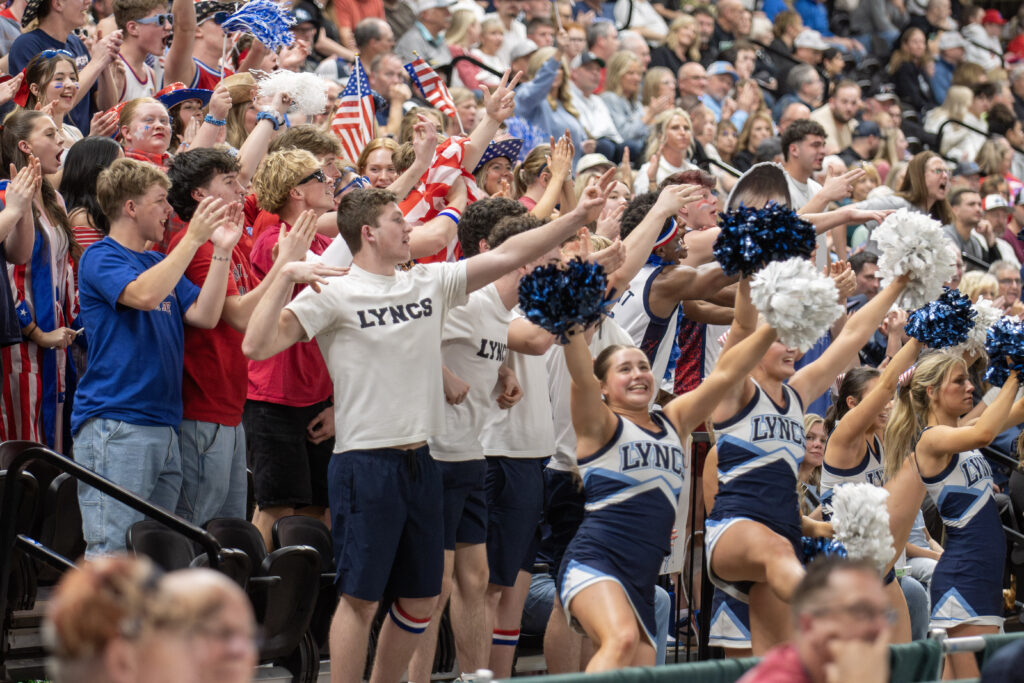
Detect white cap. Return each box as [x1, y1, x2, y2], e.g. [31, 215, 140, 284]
[414, 0, 455, 14]
[510, 39, 539, 61]
[576, 153, 614, 176]
[984, 193, 1010, 211]
[937, 31, 967, 51]
[794, 29, 830, 51]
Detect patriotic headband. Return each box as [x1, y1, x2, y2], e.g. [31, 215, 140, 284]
[652, 217, 679, 251]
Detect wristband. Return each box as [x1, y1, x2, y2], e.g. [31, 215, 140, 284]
[256, 111, 281, 130]
[438, 208, 461, 225]
[203, 114, 227, 126]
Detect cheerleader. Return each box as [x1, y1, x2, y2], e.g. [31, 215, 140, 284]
[558, 279, 779, 671]
[884, 353, 1022, 678]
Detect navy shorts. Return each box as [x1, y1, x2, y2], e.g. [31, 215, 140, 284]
[486, 456, 545, 587]
[438, 459, 488, 550]
[540, 468, 586, 580]
[328, 446, 444, 601]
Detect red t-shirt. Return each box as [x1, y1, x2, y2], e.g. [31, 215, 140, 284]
[243, 193, 282, 247]
[246, 223, 333, 408]
[191, 57, 234, 92]
[332, 0, 384, 29]
[169, 232, 255, 425]
[737, 645, 812, 683]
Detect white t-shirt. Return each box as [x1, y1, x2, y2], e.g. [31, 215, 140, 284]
[545, 318, 634, 472]
[486, 14, 528, 67]
[786, 172, 827, 270]
[286, 261, 468, 453]
[429, 284, 516, 462]
[481, 310, 556, 459]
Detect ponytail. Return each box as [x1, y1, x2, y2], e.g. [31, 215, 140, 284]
[512, 144, 550, 199]
[825, 367, 880, 434]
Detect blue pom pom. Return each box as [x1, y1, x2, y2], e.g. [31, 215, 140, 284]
[801, 536, 848, 565]
[712, 201, 816, 277]
[518, 258, 614, 343]
[904, 287, 976, 349]
[985, 316, 1024, 386]
[220, 0, 295, 51]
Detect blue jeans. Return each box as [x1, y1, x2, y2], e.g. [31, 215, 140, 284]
[900, 575, 930, 641]
[523, 572, 672, 665]
[175, 420, 247, 525]
[75, 418, 182, 558]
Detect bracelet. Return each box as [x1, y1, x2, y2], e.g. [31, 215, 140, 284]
[438, 208, 461, 225]
[256, 111, 281, 130]
[211, 254, 231, 263]
[203, 114, 227, 126]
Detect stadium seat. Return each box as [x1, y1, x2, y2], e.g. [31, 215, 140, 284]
[126, 519, 196, 571]
[0, 469, 40, 611]
[36, 473, 85, 585]
[272, 515, 339, 651]
[190, 547, 253, 588]
[204, 517, 268, 568]
[252, 545, 321, 681]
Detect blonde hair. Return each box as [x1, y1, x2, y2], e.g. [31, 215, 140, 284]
[513, 144, 550, 197]
[226, 100, 253, 149]
[665, 14, 701, 62]
[642, 67, 673, 107]
[356, 137, 399, 175]
[398, 107, 444, 144]
[883, 352, 967, 478]
[251, 149, 321, 214]
[604, 51, 640, 99]
[800, 413, 824, 511]
[645, 108, 692, 161]
[959, 271, 999, 302]
[96, 158, 171, 221]
[446, 9, 478, 47]
[737, 110, 774, 155]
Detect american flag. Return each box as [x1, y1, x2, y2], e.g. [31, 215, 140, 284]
[404, 56, 457, 120]
[332, 58, 375, 163]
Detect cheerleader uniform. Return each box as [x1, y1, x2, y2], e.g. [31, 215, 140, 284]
[921, 444, 1005, 629]
[706, 379, 805, 602]
[610, 264, 680, 395]
[708, 588, 751, 649]
[558, 411, 687, 645]
[819, 435, 885, 513]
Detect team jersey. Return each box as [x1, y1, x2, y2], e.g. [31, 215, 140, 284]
[820, 435, 885, 513]
[708, 379, 805, 543]
[429, 284, 514, 462]
[190, 57, 232, 91]
[118, 54, 158, 101]
[610, 265, 680, 397]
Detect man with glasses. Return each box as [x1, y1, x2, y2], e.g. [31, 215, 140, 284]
[989, 259, 1024, 317]
[112, 0, 171, 101]
[9, 0, 122, 132]
[740, 557, 891, 683]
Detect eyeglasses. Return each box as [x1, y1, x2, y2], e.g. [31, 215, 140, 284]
[40, 49, 74, 59]
[135, 13, 173, 26]
[999, 278, 1022, 286]
[336, 174, 371, 196]
[928, 167, 950, 176]
[298, 169, 329, 185]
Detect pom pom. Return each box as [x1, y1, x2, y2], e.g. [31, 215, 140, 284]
[220, 0, 295, 51]
[904, 287, 976, 349]
[518, 258, 614, 343]
[872, 209, 957, 309]
[984, 316, 1024, 386]
[953, 297, 1002, 357]
[801, 536, 848, 565]
[712, 201, 816, 277]
[257, 71, 327, 115]
[750, 258, 843, 352]
[828, 483, 894, 572]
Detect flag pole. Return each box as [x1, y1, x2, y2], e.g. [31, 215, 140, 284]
[355, 52, 370, 143]
[553, 0, 563, 32]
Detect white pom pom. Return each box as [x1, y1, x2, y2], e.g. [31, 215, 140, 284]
[953, 297, 1003, 357]
[750, 258, 843, 352]
[873, 209, 957, 309]
[256, 71, 328, 116]
[829, 483, 895, 572]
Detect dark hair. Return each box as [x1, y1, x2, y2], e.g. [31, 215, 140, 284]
[459, 197, 526, 257]
[948, 187, 979, 208]
[336, 188, 398, 254]
[267, 124, 342, 157]
[166, 148, 240, 221]
[781, 119, 827, 161]
[754, 138, 782, 163]
[848, 250, 877, 274]
[620, 192, 673, 239]
[526, 16, 553, 33]
[23, 53, 79, 110]
[58, 137, 123, 236]
[972, 82, 1000, 100]
[822, 46, 841, 62]
[790, 556, 881, 616]
[987, 103, 1018, 138]
[720, 40, 756, 65]
[594, 344, 633, 381]
[353, 17, 386, 49]
[660, 168, 715, 190]
[824, 366, 881, 433]
[727, 163, 791, 211]
[487, 214, 543, 249]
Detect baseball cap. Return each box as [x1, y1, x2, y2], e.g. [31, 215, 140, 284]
[867, 83, 898, 102]
[853, 120, 881, 138]
[509, 39, 539, 62]
[576, 153, 614, 176]
[984, 194, 1010, 211]
[707, 61, 739, 81]
[954, 161, 981, 177]
[937, 31, 967, 51]
[194, 0, 236, 25]
[290, 0, 319, 27]
[794, 29, 830, 52]
[982, 9, 1006, 26]
[577, 52, 605, 68]
[414, 0, 455, 14]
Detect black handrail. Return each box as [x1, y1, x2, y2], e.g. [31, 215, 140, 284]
[0, 445, 222, 634]
[748, 39, 802, 67]
[961, 250, 990, 271]
[935, 117, 990, 155]
[436, 54, 505, 84]
[981, 445, 1018, 471]
[707, 157, 741, 178]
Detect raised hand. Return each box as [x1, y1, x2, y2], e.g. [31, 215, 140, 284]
[575, 177, 606, 225]
[844, 208, 893, 226]
[548, 131, 574, 179]
[491, 177, 512, 198]
[281, 261, 349, 292]
[829, 260, 857, 301]
[209, 201, 244, 251]
[592, 237, 626, 274]
[276, 209, 319, 263]
[88, 109, 120, 138]
[207, 84, 233, 121]
[185, 197, 229, 244]
[482, 69, 522, 123]
[4, 163, 37, 216]
[596, 202, 625, 240]
[0, 73, 23, 107]
[656, 182, 705, 214]
[412, 113, 439, 166]
[820, 167, 865, 203]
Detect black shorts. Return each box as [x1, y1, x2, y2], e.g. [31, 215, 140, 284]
[486, 456, 545, 587]
[243, 399, 333, 509]
[438, 460, 488, 550]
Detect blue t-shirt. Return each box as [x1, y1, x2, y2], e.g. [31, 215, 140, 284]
[9, 30, 95, 133]
[71, 238, 200, 433]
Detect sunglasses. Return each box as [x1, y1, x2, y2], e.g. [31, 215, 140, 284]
[299, 169, 329, 185]
[336, 174, 371, 196]
[135, 12, 173, 26]
[40, 49, 74, 58]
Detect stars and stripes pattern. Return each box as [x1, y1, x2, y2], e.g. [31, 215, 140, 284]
[404, 56, 457, 120]
[331, 57, 375, 163]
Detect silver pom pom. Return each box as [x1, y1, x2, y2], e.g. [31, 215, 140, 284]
[828, 483, 895, 572]
[750, 258, 843, 352]
[953, 297, 1003, 357]
[873, 209, 957, 309]
[256, 71, 329, 116]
